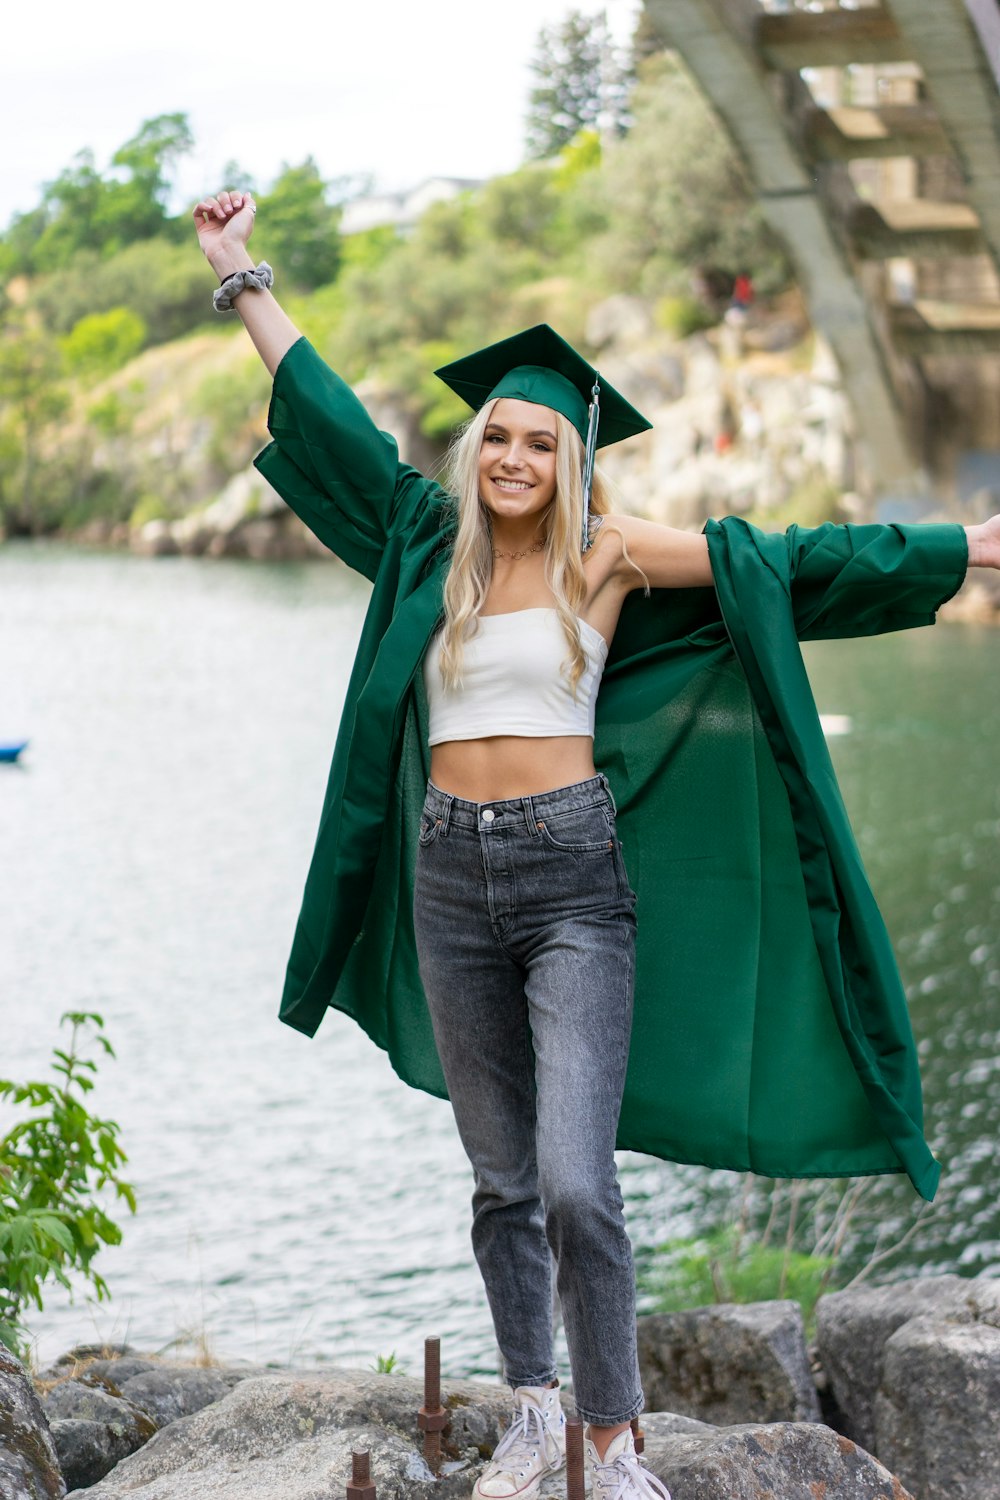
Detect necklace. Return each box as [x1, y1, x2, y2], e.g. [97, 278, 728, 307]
[492, 539, 545, 561]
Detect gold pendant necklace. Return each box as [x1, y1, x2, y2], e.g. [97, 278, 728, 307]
[492, 539, 545, 561]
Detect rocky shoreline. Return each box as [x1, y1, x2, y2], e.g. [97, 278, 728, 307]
[4, 1274, 999, 1499]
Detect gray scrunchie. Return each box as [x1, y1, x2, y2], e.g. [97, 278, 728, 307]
[213, 262, 274, 313]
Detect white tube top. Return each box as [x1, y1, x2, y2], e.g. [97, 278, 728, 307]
[423, 608, 609, 745]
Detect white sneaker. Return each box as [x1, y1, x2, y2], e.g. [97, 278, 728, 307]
[586, 1426, 672, 1499]
[472, 1383, 566, 1499]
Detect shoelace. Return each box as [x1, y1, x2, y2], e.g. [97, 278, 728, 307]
[593, 1450, 672, 1500]
[489, 1395, 563, 1474]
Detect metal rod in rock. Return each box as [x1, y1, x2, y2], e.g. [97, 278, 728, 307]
[346, 1449, 376, 1498]
[631, 1416, 645, 1455]
[565, 1417, 586, 1500]
[418, 1335, 449, 1473]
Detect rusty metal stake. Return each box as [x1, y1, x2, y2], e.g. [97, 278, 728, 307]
[565, 1417, 586, 1500]
[631, 1416, 645, 1455]
[418, 1335, 449, 1474]
[346, 1449, 376, 1499]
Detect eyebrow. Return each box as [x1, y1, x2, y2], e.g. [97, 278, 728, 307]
[486, 422, 557, 442]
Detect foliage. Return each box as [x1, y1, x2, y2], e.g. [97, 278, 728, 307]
[525, 10, 634, 159]
[0, 317, 71, 534]
[656, 294, 718, 339]
[60, 307, 147, 379]
[6, 114, 194, 275]
[29, 236, 211, 344]
[0, 1012, 136, 1358]
[639, 1174, 937, 1335]
[194, 356, 271, 474]
[642, 1229, 833, 1330]
[588, 54, 789, 299]
[253, 158, 341, 291]
[371, 1351, 404, 1374]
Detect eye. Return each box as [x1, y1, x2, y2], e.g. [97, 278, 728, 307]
[484, 432, 506, 445]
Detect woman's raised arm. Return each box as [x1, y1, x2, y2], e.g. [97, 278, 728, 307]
[192, 189, 300, 375]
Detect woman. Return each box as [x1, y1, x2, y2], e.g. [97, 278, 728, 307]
[194, 188, 1000, 1500]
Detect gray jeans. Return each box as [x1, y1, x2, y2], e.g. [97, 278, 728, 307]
[412, 773, 643, 1426]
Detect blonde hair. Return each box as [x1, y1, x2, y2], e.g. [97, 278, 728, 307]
[437, 401, 618, 693]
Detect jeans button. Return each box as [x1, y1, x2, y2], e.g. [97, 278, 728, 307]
[481, 808, 495, 823]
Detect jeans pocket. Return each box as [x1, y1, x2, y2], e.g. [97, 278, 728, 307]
[535, 802, 615, 854]
[418, 813, 445, 847]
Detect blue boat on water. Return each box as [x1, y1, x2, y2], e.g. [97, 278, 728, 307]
[0, 741, 28, 763]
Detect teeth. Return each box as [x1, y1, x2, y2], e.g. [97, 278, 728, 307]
[494, 479, 531, 491]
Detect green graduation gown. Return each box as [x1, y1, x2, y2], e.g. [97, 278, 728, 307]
[255, 337, 969, 1202]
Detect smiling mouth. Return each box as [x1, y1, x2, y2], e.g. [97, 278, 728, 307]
[491, 478, 534, 492]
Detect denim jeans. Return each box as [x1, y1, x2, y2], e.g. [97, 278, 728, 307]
[412, 773, 643, 1426]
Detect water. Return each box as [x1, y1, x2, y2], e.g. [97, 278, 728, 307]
[1, 545, 998, 1373]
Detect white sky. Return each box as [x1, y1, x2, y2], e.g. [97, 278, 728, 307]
[1, 0, 640, 230]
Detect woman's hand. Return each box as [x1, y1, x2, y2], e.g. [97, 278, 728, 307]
[192, 189, 257, 281]
[965, 514, 1000, 570]
[190, 187, 301, 377]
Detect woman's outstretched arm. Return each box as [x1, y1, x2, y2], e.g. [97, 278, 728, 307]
[191, 189, 300, 375]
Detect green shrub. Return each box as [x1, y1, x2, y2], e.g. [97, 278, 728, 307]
[0, 1012, 136, 1358]
[641, 1227, 833, 1331]
[60, 307, 147, 379]
[129, 494, 170, 529]
[656, 294, 717, 339]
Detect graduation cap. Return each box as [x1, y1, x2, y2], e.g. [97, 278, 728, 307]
[434, 324, 652, 551]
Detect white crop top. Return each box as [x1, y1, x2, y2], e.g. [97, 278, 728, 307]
[424, 608, 609, 746]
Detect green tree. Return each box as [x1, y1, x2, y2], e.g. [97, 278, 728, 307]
[254, 158, 341, 290]
[525, 9, 633, 160]
[0, 1012, 136, 1358]
[588, 53, 788, 298]
[0, 318, 70, 533]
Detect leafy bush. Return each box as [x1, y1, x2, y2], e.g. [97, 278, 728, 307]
[0, 1012, 136, 1357]
[656, 294, 718, 339]
[30, 236, 212, 343]
[641, 1228, 833, 1330]
[60, 307, 147, 379]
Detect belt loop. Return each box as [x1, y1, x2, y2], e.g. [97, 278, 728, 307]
[600, 773, 617, 815]
[523, 793, 539, 837]
[439, 793, 454, 837]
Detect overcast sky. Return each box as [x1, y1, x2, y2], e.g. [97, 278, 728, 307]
[1, 0, 640, 230]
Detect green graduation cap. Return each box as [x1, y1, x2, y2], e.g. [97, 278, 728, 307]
[434, 324, 652, 551]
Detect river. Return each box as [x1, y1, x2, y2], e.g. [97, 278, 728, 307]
[1, 544, 997, 1374]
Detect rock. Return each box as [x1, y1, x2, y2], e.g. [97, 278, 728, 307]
[115, 1364, 259, 1429]
[586, 296, 655, 351]
[637, 1301, 821, 1426]
[0, 1345, 65, 1500]
[814, 1274, 993, 1452]
[41, 1380, 158, 1490]
[66, 1368, 513, 1500]
[132, 519, 180, 557]
[874, 1316, 1000, 1500]
[642, 1421, 913, 1500]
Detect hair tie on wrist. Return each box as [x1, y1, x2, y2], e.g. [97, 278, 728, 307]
[213, 261, 274, 313]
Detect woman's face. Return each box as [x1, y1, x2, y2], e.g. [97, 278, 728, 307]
[478, 398, 558, 526]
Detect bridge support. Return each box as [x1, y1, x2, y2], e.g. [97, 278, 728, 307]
[644, 0, 921, 498]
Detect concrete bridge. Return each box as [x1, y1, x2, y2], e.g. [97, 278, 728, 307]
[645, 0, 1000, 503]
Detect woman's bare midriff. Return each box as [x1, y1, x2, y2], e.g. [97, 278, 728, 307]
[429, 735, 599, 802]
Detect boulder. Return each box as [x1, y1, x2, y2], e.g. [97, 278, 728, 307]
[41, 1380, 158, 1490]
[66, 1368, 513, 1500]
[874, 1316, 1000, 1500]
[637, 1300, 821, 1426]
[114, 1364, 258, 1430]
[814, 1274, 999, 1451]
[0, 1345, 65, 1500]
[642, 1421, 913, 1500]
